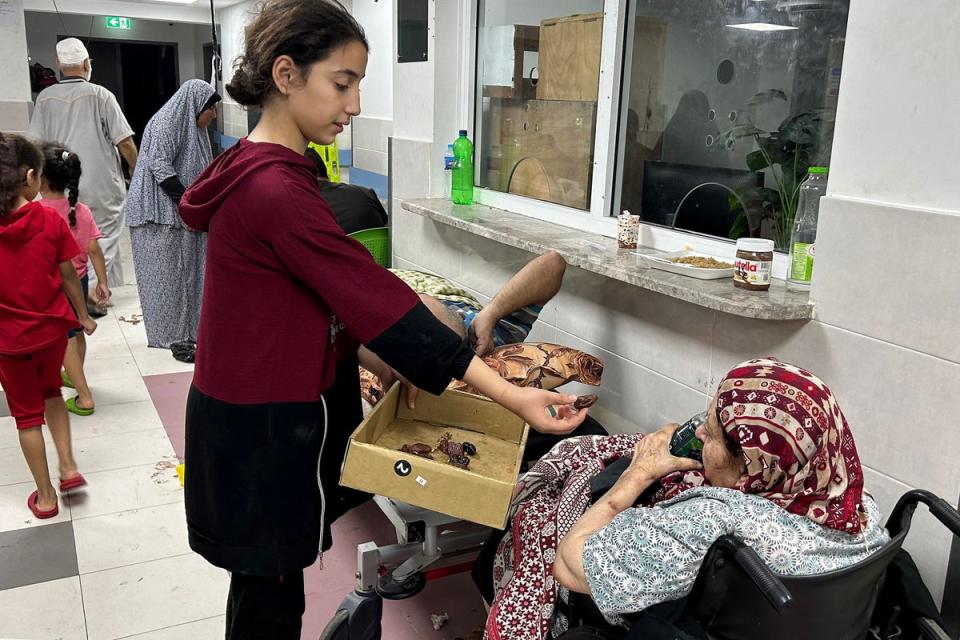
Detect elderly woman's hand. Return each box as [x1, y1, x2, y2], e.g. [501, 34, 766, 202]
[626, 423, 703, 483]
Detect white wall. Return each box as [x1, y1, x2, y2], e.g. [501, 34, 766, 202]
[0, 0, 32, 131]
[390, 0, 960, 608]
[828, 0, 960, 213]
[24, 11, 207, 88]
[353, 0, 392, 120]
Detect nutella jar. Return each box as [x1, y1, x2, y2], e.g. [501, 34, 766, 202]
[734, 238, 774, 291]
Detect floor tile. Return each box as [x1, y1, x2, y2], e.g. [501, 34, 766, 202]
[0, 480, 73, 533]
[144, 372, 193, 460]
[74, 502, 190, 574]
[0, 576, 86, 640]
[0, 521, 79, 590]
[59, 399, 164, 440]
[81, 553, 229, 640]
[0, 415, 55, 450]
[66, 462, 182, 521]
[83, 354, 143, 382]
[132, 348, 195, 377]
[72, 428, 177, 476]
[0, 390, 9, 417]
[0, 439, 53, 486]
[62, 374, 153, 408]
[120, 615, 226, 639]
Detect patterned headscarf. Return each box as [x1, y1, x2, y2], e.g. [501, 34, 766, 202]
[717, 357, 866, 533]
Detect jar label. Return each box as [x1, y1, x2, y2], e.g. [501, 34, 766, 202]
[790, 242, 814, 282]
[734, 257, 772, 285]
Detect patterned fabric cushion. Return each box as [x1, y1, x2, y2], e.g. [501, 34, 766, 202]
[449, 342, 603, 395]
[389, 268, 481, 307]
[358, 342, 604, 409]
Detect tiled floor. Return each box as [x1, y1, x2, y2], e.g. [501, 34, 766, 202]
[0, 283, 486, 639]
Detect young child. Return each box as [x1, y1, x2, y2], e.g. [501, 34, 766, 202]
[0, 132, 95, 519]
[40, 143, 109, 416]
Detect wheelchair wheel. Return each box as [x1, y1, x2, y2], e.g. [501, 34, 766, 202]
[318, 609, 350, 640]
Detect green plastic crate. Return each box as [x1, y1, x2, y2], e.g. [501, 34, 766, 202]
[348, 227, 391, 267]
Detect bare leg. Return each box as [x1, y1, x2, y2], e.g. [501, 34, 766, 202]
[76, 332, 87, 364]
[45, 397, 80, 482]
[62, 337, 94, 410]
[18, 427, 58, 511]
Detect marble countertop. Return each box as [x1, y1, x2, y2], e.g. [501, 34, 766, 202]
[400, 198, 813, 321]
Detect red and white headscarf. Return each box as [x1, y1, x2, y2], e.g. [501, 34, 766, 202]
[717, 357, 866, 533]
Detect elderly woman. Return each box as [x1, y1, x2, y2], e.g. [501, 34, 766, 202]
[124, 79, 220, 354]
[484, 357, 889, 640]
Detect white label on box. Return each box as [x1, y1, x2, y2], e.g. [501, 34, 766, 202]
[416, 475, 427, 487]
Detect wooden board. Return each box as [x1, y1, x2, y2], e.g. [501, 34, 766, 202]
[537, 12, 604, 102]
[486, 98, 597, 210]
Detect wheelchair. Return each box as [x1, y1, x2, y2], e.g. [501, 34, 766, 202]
[556, 489, 960, 640]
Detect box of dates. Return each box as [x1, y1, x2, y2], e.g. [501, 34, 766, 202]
[339, 383, 529, 528]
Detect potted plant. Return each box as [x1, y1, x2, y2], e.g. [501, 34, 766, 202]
[720, 90, 835, 249]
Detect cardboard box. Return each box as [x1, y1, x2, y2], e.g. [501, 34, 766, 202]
[339, 384, 529, 529]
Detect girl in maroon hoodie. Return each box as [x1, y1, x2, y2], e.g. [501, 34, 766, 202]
[0, 133, 95, 520]
[178, 1, 589, 636]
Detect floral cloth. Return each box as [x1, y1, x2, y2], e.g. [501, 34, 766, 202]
[583, 487, 888, 621]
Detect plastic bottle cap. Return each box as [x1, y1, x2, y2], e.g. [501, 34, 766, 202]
[808, 166, 829, 174]
[736, 238, 775, 252]
[459, 129, 468, 137]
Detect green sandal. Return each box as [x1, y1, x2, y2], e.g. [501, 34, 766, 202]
[65, 396, 94, 416]
[61, 369, 75, 389]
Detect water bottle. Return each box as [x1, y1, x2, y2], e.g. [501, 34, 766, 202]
[451, 130, 474, 205]
[669, 411, 708, 462]
[788, 167, 829, 290]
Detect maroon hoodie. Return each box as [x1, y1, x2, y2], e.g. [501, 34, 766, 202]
[0, 202, 80, 354]
[181, 139, 469, 404]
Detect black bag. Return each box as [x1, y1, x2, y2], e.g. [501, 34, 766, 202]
[868, 549, 947, 640]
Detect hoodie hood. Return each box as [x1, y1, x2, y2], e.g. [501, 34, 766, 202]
[180, 138, 318, 231]
[0, 201, 46, 244]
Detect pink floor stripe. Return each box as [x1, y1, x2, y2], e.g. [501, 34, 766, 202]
[144, 371, 487, 639]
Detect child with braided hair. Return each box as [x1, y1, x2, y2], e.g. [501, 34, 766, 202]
[0, 132, 94, 519]
[39, 143, 109, 416]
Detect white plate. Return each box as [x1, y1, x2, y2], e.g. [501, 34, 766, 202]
[638, 251, 735, 280]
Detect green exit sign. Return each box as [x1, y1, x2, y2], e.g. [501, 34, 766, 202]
[105, 16, 132, 30]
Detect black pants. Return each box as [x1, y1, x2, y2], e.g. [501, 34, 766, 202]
[226, 571, 305, 639]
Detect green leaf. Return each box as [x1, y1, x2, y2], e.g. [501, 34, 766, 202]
[728, 211, 750, 240]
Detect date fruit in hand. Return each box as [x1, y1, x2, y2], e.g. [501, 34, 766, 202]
[573, 394, 599, 410]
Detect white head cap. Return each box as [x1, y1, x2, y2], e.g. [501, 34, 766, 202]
[56, 38, 90, 66]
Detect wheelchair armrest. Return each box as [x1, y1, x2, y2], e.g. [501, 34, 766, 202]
[720, 536, 793, 612]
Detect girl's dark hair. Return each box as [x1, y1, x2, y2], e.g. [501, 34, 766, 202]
[0, 132, 44, 216]
[226, 0, 368, 107]
[40, 142, 82, 226]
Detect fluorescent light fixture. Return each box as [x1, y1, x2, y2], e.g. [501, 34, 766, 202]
[144, 0, 199, 4]
[726, 22, 799, 31]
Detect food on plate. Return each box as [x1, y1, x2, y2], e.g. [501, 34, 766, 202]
[669, 255, 733, 269]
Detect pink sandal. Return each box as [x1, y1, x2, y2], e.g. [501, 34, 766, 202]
[27, 490, 59, 519]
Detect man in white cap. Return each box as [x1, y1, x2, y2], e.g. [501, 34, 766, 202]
[28, 37, 139, 303]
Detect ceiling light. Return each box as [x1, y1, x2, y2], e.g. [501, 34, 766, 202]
[726, 22, 798, 31]
[144, 0, 199, 4]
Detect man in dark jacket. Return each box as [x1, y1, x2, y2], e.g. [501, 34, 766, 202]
[305, 147, 387, 234]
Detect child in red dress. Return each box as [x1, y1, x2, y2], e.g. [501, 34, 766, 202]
[0, 133, 96, 519]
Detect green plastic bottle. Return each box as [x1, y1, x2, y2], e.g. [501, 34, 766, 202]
[451, 130, 474, 205]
